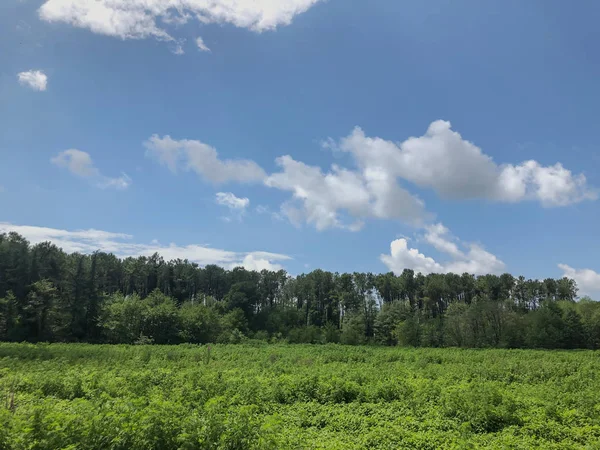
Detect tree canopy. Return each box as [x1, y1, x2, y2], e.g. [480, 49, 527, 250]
[0, 231, 598, 348]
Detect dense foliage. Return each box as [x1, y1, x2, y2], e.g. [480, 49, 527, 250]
[1, 232, 599, 348]
[1, 343, 599, 449]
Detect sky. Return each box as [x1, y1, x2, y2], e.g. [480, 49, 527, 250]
[1, 0, 600, 297]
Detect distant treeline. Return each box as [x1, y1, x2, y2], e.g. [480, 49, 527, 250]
[1, 232, 599, 348]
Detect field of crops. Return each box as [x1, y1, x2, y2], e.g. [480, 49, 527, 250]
[0, 343, 599, 449]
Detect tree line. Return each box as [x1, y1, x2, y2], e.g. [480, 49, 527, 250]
[1, 232, 599, 348]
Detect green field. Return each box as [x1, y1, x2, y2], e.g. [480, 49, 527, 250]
[0, 343, 599, 449]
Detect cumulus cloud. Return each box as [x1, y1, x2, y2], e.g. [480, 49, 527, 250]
[17, 70, 48, 91]
[266, 120, 595, 231]
[39, 0, 321, 42]
[51, 149, 131, 190]
[145, 134, 266, 184]
[381, 223, 505, 275]
[0, 222, 291, 271]
[496, 161, 598, 206]
[338, 120, 597, 207]
[265, 155, 428, 231]
[196, 37, 211, 52]
[238, 254, 286, 271]
[558, 264, 600, 299]
[381, 239, 443, 275]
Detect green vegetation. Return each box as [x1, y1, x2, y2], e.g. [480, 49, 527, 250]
[2, 232, 600, 349]
[1, 343, 599, 449]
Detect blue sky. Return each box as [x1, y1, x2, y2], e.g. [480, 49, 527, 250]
[1, 0, 600, 296]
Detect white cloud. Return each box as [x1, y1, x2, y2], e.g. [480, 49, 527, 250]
[17, 70, 48, 91]
[216, 192, 249, 210]
[99, 174, 132, 190]
[146, 119, 595, 233]
[381, 223, 505, 275]
[196, 37, 211, 52]
[39, 0, 321, 41]
[255, 204, 285, 222]
[338, 120, 597, 207]
[0, 222, 291, 272]
[265, 119, 595, 232]
[265, 155, 427, 231]
[497, 161, 597, 207]
[423, 223, 463, 259]
[51, 149, 98, 177]
[381, 239, 443, 275]
[238, 254, 286, 271]
[558, 264, 600, 299]
[320, 137, 337, 151]
[51, 149, 131, 190]
[215, 192, 250, 221]
[443, 244, 505, 275]
[145, 134, 266, 184]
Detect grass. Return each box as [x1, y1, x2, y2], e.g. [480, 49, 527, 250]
[0, 343, 599, 449]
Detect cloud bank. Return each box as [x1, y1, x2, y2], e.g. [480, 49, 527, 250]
[0, 223, 291, 271]
[143, 121, 595, 277]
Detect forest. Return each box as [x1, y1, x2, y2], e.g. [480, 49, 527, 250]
[1, 231, 599, 349]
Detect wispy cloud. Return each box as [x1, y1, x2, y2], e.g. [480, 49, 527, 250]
[196, 37, 211, 52]
[216, 192, 250, 222]
[216, 192, 249, 210]
[172, 44, 185, 55]
[145, 134, 265, 184]
[51, 149, 131, 190]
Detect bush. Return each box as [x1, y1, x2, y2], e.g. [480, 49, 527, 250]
[323, 323, 340, 343]
[340, 314, 366, 345]
[443, 384, 522, 433]
[288, 326, 322, 344]
[252, 330, 269, 342]
[395, 317, 420, 347]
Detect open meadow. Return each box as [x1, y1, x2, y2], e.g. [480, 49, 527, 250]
[1, 343, 599, 449]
